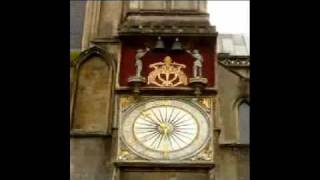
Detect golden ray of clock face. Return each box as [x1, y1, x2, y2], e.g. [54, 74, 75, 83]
[120, 99, 211, 160]
[134, 106, 198, 152]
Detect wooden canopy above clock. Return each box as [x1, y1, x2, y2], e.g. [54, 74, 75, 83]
[117, 36, 217, 91]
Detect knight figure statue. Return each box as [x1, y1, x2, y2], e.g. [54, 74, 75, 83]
[135, 48, 150, 77]
[187, 49, 203, 78]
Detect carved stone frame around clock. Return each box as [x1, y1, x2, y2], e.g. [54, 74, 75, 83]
[114, 95, 216, 168]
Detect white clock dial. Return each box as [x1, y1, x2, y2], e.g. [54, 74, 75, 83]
[133, 106, 198, 152]
[120, 99, 211, 160]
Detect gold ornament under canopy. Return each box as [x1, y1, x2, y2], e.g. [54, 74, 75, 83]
[147, 56, 188, 87]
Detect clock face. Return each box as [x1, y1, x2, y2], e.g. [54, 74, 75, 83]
[120, 99, 211, 160]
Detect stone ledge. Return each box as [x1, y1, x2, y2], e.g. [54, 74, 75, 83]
[115, 86, 218, 96]
[118, 21, 216, 36]
[70, 129, 111, 137]
[114, 161, 215, 168]
[91, 37, 121, 44]
[126, 10, 210, 17]
[219, 143, 250, 148]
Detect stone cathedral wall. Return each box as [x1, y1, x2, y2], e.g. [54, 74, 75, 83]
[70, 1, 249, 180]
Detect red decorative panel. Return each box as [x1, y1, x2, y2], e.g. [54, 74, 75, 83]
[119, 37, 217, 87]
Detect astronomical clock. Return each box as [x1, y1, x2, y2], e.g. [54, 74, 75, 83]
[70, 1, 248, 180]
[118, 97, 214, 162]
[114, 32, 217, 169]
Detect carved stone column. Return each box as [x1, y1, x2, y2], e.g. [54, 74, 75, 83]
[81, 1, 101, 50]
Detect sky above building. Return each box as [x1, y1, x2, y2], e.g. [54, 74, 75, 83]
[207, 1, 249, 47]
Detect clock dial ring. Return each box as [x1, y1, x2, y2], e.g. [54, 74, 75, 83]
[120, 99, 211, 160]
[133, 105, 200, 153]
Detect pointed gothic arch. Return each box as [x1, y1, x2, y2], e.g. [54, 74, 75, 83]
[234, 98, 250, 144]
[70, 46, 116, 135]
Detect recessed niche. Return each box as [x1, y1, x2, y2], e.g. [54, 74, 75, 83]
[72, 56, 113, 132]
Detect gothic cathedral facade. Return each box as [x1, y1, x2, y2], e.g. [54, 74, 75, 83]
[70, 1, 250, 180]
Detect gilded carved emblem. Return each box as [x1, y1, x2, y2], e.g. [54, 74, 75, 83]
[190, 144, 213, 161]
[198, 97, 211, 109]
[118, 148, 137, 160]
[147, 56, 188, 87]
[120, 96, 136, 111]
[118, 141, 144, 161]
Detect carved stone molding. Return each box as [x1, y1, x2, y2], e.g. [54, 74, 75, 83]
[218, 53, 250, 81]
[119, 23, 216, 36]
[125, 1, 207, 14]
[218, 53, 250, 67]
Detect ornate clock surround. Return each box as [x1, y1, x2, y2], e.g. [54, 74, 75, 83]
[116, 96, 215, 166]
[114, 4, 218, 174]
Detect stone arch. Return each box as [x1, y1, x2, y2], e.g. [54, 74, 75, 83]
[234, 98, 250, 144]
[70, 46, 116, 134]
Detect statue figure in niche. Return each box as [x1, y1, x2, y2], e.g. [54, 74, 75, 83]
[135, 48, 150, 77]
[187, 49, 204, 78]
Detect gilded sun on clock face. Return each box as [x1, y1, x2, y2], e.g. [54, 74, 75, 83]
[134, 106, 198, 152]
[120, 99, 211, 160]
